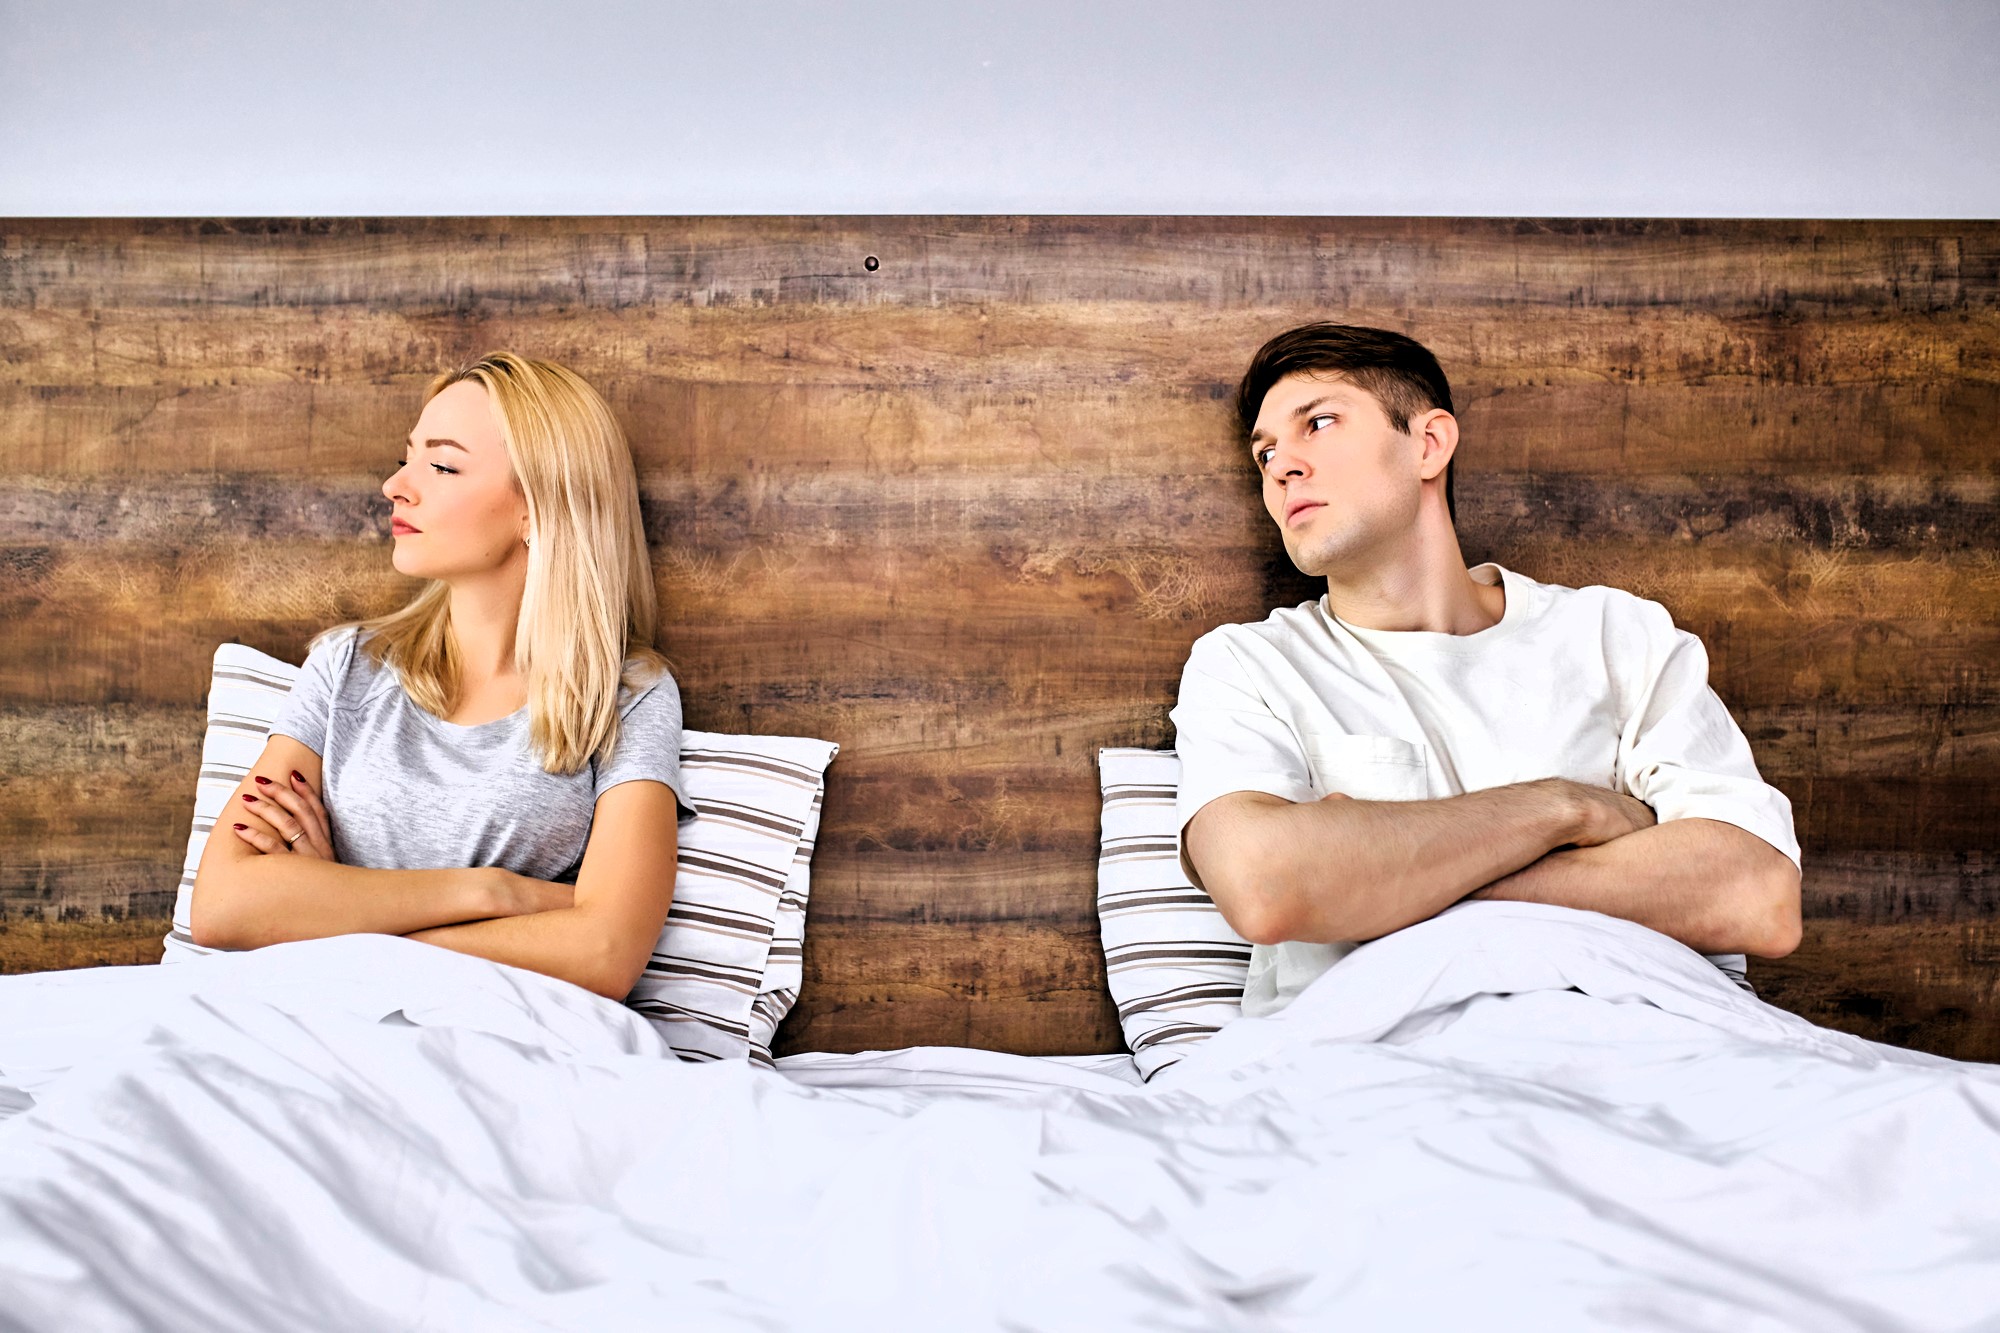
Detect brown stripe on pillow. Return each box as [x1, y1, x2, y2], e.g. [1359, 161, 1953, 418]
[675, 850, 790, 894]
[1102, 784, 1178, 802]
[1099, 838, 1183, 860]
[1116, 982, 1252, 1019]
[1100, 887, 1236, 912]
[1129, 1021, 1225, 1053]
[1104, 942, 1255, 967]
[682, 750, 826, 787]
[687, 800, 806, 840]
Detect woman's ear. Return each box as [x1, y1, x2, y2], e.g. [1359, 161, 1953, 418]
[1414, 409, 1459, 482]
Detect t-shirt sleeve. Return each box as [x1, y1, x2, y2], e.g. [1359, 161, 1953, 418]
[267, 628, 358, 756]
[596, 669, 695, 821]
[1169, 630, 1318, 889]
[1617, 608, 1801, 869]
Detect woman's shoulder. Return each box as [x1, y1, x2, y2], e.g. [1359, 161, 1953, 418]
[615, 658, 681, 720]
[300, 625, 399, 704]
[294, 624, 359, 678]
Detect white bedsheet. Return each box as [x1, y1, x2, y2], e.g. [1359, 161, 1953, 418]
[2, 902, 1996, 1332]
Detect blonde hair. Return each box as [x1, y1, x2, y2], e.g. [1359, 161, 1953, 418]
[332, 352, 664, 775]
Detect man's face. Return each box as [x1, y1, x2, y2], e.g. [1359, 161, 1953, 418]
[1248, 372, 1423, 577]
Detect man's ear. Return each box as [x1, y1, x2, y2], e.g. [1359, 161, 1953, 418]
[1413, 409, 1459, 482]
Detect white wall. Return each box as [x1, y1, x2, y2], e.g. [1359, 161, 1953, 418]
[3, 0, 1996, 217]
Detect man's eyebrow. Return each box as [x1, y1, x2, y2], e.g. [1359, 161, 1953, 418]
[1248, 394, 1345, 449]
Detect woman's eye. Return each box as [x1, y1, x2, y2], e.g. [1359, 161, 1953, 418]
[386, 457, 407, 476]
[429, 463, 458, 476]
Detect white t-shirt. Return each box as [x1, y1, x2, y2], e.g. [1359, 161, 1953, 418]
[1170, 563, 1801, 1018]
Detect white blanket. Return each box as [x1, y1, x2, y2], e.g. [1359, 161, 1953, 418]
[2, 903, 1996, 1332]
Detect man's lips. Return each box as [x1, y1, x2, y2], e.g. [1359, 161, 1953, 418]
[391, 518, 421, 536]
[1284, 500, 1325, 525]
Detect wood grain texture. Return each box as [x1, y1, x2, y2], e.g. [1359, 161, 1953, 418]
[0, 918, 170, 974]
[1752, 919, 2000, 1062]
[1, 217, 1995, 1060]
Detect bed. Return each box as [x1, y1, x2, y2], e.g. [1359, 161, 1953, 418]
[5, 904, 1997, 1330]
[2, 217, 1997, 1329]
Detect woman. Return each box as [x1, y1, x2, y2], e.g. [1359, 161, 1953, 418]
[187, 353, 691, 1001]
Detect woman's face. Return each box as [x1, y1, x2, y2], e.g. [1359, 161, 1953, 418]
[383, 381, 531, 581]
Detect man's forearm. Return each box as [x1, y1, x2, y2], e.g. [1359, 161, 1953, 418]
[190, 857, 506, 950]
[1193, 780, 1590, 945]
[1471, 817, 1802, 957]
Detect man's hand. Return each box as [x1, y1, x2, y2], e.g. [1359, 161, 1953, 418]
[1461, 779, 1655, 903]
[1538, 778, 1657, 847]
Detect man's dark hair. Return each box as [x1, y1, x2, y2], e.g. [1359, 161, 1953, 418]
[1235, 323, 1457, 520]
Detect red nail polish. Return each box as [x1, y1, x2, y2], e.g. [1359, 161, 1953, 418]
[253, 776, 272, 786]
[241, 793, 257, 804]
[291, 770, 307, 784]
[232, 822, 248, 831]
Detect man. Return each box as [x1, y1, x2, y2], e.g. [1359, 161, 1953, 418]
[1173, 323, 1802, 1018]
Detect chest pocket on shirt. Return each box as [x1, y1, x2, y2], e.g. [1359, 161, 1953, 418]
[1301, 733, 1430, 802]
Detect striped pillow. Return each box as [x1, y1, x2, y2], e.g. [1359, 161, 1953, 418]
[632, 734, 833, 1062]
[166, 642, 834, 1064]
[1096, 747, 1251, 1081]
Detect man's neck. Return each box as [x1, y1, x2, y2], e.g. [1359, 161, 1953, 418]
[1320, 521, 1503, 636]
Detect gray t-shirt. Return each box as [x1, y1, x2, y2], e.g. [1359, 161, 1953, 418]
[270, 627, 692, 882]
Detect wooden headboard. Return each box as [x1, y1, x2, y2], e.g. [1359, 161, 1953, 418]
[2, 217, 1994, 1062]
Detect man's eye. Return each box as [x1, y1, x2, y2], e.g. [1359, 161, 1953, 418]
[1254, 448, 1275, 469]
[1308, 414, 1335, 432]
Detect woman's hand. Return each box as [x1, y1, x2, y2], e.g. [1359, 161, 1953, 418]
[231, 768, 338, 861]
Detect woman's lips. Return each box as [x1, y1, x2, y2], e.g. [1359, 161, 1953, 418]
[391, 519, 421, 536]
